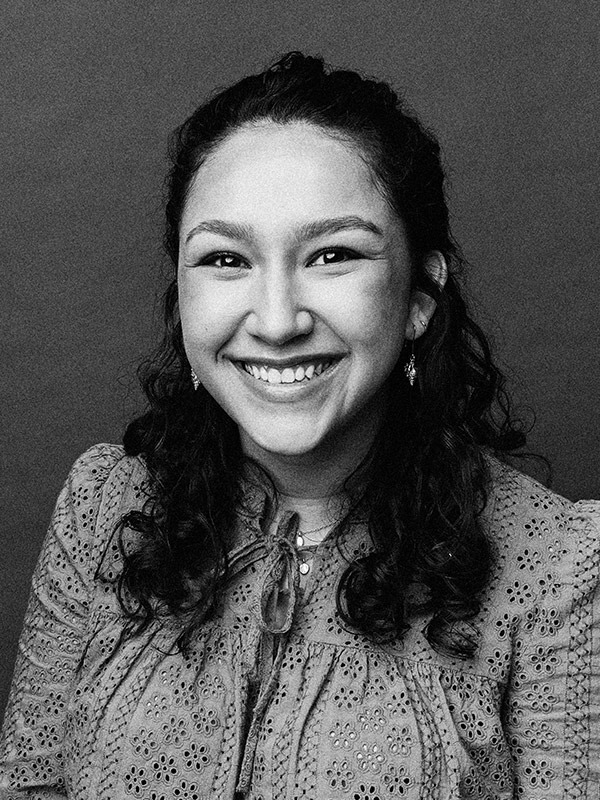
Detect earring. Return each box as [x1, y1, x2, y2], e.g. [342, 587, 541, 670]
[191, 368, 200, 390]
[404, 325, 417, 386]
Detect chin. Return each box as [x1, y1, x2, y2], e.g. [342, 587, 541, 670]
[241, 421, 331, 460]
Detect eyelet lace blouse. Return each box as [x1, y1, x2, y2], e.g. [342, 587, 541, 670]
[1, 444, 599, 799]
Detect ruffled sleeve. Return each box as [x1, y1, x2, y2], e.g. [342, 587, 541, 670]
[0, 444, 127, 798]
[501, 497, 600, 798]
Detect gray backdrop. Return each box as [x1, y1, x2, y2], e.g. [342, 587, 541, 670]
[2, 0, 599, 711]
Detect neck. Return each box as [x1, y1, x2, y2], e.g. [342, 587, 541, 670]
[278, 491, 348, 541]
[241, 413, 379, 499]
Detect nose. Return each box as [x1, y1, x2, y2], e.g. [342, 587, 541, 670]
[244, 269, 313, 345]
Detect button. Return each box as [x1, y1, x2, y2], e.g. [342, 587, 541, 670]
[299, 562, 310, 575]
[296, 534, 304, 547]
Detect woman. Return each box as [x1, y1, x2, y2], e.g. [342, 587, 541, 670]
[1, 52, 598, 799]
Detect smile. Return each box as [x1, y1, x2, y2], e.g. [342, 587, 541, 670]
[240, 360, 336, 385]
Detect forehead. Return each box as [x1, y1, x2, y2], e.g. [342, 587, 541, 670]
[182, 121, 394, 231]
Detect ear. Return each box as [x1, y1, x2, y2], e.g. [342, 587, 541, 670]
[405, 251, 448, 340]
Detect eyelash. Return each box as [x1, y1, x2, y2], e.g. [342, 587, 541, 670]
[197, 247, 361, 269]
[200, 252, 249, 270]
[310, 248, 360, 266]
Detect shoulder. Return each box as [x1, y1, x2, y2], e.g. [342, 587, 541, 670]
[65, 442, 148, 503]
[22, 445, 150, 616]
[482, 456, 600, 597]
[67, 441, 141, 479]
[58, 443, 150, 550]
[486, 456, 570, 515]
[485, 456, 598, 537]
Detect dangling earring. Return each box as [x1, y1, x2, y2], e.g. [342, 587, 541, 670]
[404, 325, 417, 386]
[191, 368, 200, 390]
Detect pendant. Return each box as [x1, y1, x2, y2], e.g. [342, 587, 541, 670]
[296, 534, 304, 547]
[299, 562, 310, 575]
[404, 354, 417, 386]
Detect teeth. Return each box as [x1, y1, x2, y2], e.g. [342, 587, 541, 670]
[242, 360, 334, 384]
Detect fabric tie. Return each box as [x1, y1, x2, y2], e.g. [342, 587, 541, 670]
[226, 510, 301, 633]
[256, 511, 301, 634]
[234, 512, 301, 792]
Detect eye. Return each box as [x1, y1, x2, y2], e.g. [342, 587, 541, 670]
[200, 252, 249, 270]
[310, 248, 359, 266]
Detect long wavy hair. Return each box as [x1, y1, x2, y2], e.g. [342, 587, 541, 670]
[117, 52, 527, 658]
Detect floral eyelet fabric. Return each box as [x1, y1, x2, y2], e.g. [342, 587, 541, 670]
[1, 444, 599, 799]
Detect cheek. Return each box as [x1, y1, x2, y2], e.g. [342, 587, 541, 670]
[336, 272, 409, 351]
[178, 277, 239, 354]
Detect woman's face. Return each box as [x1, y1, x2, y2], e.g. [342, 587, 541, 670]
[178, 121, 414, 462]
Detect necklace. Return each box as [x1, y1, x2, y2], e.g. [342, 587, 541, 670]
[295, 520, 335, 546]
[296, 513, 345, 547]
[296, 515, 344, 575]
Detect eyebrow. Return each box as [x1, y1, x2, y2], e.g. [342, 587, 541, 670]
[184, 215, 384, 245]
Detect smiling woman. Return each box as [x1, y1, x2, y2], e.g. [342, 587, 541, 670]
[178, 121, 431, 479]
[1, 52, 599, 800]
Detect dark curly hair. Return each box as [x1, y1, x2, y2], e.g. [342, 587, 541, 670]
[117, 52, 527, 658]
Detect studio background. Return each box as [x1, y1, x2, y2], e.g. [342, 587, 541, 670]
[1, 0, 598, 711]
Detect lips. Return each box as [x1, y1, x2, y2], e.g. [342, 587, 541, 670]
[239, 359, 338, 384]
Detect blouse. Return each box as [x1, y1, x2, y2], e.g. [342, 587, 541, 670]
[1, 443, 599, 799]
